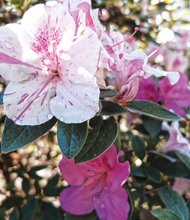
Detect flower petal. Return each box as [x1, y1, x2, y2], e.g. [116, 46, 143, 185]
[163, 122, 190, 157]
[59, 156, 101, 186]
[94, 187, 130, 220]
[4, 76, 56, 125]
[108, 160, 130, 192]
[59, 145, 120, 187]
[0, 24, 42, 82]
[50, 78, 99, 123]
[143, 65, 179, 85]
[159, 73, 190, 116]
[21, 3, 75, 40]
[67, 27, 102, 77]
[60, 185, 95, 215]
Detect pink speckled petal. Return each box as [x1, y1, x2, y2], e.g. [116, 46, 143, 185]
[4, 76, 56, 125]
[50, 79, 99, 123]
[0, 24, 42, 82]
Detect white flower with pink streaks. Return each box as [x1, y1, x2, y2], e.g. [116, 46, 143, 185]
[0, 1, 102, 125]
[105, 31, 179, 103]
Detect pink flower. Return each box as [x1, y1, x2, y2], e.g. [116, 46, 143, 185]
[59, 145, 130, 220]
[164, 51, 188, 73]
[172, 178, 190, 196]
[0, 1, 102, 125]
[162, 122, 190, 157]
[98, 27, 179, 104]
[159, 73, 190, 117]
[155, 46, 188, 72]
[135, 77, 160, 102]
[162, 122, 190, 196]
[108, 49, 179, 104]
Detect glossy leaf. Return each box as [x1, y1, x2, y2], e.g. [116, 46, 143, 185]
[143, 116, 162, 138]
[176, 152, 190, 170]
[10, 208, 20, 220]
[21, 198, 39, 220]
[1, 117, 57, 153]
[75, 117, 118, 162]
[75, 117, 103, 162]
[131, 167, 146, 178]
[151, 209, 180, 220]
[159, 188, 189, 220]
[0, 91, 3, 105]
[0, 209, 5, 220]
[100, 101, 126, 116]
[100, 89, 118, 98]
[126, 100, 180, 121]
[144, 167, 161, 183]
[131, 135, 146, 160]
[57, 121, 88, 158]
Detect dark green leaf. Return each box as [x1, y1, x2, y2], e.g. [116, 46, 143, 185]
[186, 200, 190, 214]
[131, 167, 146, 178]
[22, 177, 30, 194]
[75, 117, 103, 162]
[148, 151, 189, 177]
[151, 208, 180, 220]
[143, 116, 162, 138]
[43, 174, 62, 197]
[41, 202, 63, 220]
[0, 208, 5, 220]
[126, 100, 180, 121]
[1, 117, 57, 153]
[131, 135, 146, 160]
[2, 196, 23, 209]
[149, 151, 177, 162]
[57, 121, 88, 158]
[100, 89, 118, 98]
[144, 167, 161, 183]
[159, 188, 189, 220]
[10, 208, 20, 220]
[0, 92, 3, 105]
[21, 198, 40, 220]
[76, 117, 118, 162]
[114, 129, 121, 151]
[176, 152, 190, 170]
[100, 101, 126, 116]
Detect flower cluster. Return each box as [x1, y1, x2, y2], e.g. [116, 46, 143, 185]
[1, 0, 189, 219]
[135, 30, 190, 117]
[0, 0, 179, 126]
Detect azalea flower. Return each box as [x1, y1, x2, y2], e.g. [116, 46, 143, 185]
[135, 77, 160, 102]
[162, 122, 190, 196]
[95, 25, 179, 104]
[172, 178, 190, 196]
[59, 144, 130, 220]
[162, 121, 190, 156]
[108, 48, 179, 104]
[150, 46, 188, 73]
[159, 73, 190, 117]
[0, 1, 102, 125]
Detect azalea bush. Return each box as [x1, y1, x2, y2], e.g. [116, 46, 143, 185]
[0, 0, 190, 220]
